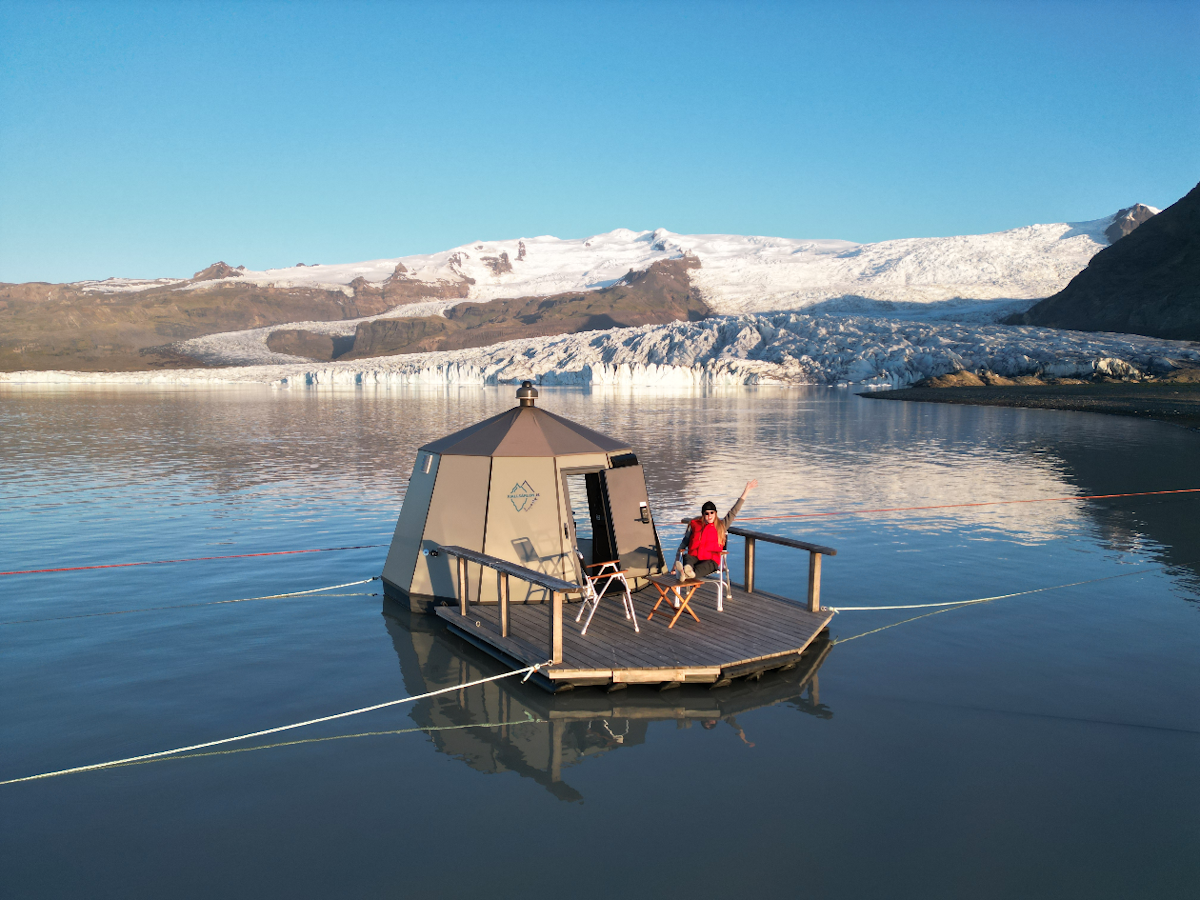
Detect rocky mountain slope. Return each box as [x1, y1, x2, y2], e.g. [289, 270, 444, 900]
[1008, 184, 1199, 341]
[0, 266, 403, 371]
[272, 257, 706, 361]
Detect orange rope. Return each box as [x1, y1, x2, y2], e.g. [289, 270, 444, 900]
[738, 488, 1200, 522]
[0, 545, 387, 577]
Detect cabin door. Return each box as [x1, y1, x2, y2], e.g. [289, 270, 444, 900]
[560, 468, 612, 581]
[599, 466, 664, 580]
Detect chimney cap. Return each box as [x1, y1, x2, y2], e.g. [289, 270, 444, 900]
[516, 380, 538, 406]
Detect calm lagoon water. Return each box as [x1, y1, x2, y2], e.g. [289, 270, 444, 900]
[1, 384, 1197, 899]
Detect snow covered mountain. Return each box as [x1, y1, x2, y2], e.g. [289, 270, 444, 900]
[75, 210, 1153, 321]
[12, 204, 1185, 388]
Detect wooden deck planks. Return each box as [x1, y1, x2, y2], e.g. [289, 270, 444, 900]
[435, 580, 833, 684]
[638, 585, 816, 661]
[639, 586, 827, 661]
[589, 587, 819, 668]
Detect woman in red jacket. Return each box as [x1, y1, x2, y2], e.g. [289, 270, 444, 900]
[674, 479, 758, 580]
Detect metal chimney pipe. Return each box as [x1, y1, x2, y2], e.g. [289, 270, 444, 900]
[516, 380, 539, 407]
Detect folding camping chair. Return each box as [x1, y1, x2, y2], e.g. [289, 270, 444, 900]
[673, 546, 731, 612]
[575, 555, 638, 635]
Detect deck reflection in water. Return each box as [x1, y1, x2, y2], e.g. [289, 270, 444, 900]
[383, 599, 832, 802]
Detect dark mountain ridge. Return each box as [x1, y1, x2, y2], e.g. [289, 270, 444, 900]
[1008, 184, 1200, 341]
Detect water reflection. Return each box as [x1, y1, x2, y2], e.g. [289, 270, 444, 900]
[1045, 431, 1200, 596]
[381, 599, 832, 802]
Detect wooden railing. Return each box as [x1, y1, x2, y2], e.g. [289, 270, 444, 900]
[436, 544, 578, 664]
[679, 521, 837, 613]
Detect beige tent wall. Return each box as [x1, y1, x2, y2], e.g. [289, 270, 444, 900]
[411, 454, 493, 603]
[481, 456, 568, 605]
[382, 451, 440, 594]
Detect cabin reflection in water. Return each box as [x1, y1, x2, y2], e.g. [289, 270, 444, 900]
[383, 600, 832, 802]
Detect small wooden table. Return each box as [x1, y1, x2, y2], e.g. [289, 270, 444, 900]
[646, 575, 706, 628]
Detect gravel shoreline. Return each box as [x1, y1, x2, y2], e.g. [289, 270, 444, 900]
[861, 382, 1200, 430]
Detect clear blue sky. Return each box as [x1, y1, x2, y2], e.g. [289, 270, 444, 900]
[1, 0, 1196, 283]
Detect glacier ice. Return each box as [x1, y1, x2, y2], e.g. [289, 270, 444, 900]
[6, 313, 1196, 389]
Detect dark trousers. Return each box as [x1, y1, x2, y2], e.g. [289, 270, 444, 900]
[683, 555, 717, 578]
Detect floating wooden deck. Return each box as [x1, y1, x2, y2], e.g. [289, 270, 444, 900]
[436, 579, 833, 690]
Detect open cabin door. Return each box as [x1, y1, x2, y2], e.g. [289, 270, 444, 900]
[561, 467, 609, 583]
[599, 465, 664, 581]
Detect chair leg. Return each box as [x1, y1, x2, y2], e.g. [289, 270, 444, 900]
[581, 594, 601, 635]
[604, 572, 638, 628]
[618, 575, 639, 633]
[615, 576, 631, 619]
[578, 570, 639, 634]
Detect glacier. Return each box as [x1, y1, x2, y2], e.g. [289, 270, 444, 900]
[6, 313, 1196, 389]
[10, 207, 1186, 390]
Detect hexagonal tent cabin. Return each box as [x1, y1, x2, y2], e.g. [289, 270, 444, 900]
[382, 383, 666, 613]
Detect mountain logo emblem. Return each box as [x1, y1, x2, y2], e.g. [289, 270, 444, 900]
[508, 481, 539, 512]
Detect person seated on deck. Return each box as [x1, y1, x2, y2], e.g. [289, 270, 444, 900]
[673, 479, 758, 581]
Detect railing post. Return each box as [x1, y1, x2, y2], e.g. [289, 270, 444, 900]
[550, 718, 563, 783]
[499, 572, 510, 638]
[744, 536, 756, 594]
[807, 551, 822, 612]
[549, 591, 563, 664]
[458, 556, 469, 616]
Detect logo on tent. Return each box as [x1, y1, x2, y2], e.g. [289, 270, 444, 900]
[508, 481, 540, 512]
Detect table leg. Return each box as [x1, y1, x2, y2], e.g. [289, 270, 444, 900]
[646, 585, 672, 622]
[667, 585, 702, 628]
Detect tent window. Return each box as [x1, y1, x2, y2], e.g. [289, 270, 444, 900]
[609, 452, 639, 469]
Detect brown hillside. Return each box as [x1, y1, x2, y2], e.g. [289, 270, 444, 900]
[278, 256, 708, 361]
[0, 267, 469, 372]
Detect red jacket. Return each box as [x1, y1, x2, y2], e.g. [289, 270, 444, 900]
[679, 497, 745, 564]
[686, 518, 724, 563]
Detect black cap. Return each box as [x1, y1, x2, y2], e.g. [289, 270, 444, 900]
[701, 501, 717, 513]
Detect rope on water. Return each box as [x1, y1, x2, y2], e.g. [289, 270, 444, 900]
[0, 544, 387, 577]
[95, 712, 547, 772]
[834, 606, 962, 644]
[827, 568, 1153, 612]
[1, 577, 381, 626]
[739, 487, 1200, 523]
[0, 660, 554, 786]
[831, 569, 1155, 644]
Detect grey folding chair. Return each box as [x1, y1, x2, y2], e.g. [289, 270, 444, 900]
[575, 554, 638, 635]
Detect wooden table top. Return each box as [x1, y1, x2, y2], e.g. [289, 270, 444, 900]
[648, 574, 707, 588]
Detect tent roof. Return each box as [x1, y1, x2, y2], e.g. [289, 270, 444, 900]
[420, 405, 631, 457]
